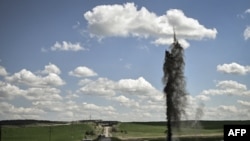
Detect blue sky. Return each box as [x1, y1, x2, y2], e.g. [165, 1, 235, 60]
[0, 0, 250, 121]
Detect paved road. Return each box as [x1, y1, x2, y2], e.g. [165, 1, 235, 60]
[104, 126, 110, 137]
[101, 126, 111, 141]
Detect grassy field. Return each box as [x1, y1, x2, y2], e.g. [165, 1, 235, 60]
[113, 122, 166, 138]
[1, 120, 250, 141]
[1, 123, 95, 141]
[113, 120, 250, 140]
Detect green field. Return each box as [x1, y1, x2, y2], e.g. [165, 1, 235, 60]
[1, 123, 95, 141]
[1, 120, 250, 141]
[113, 122, 166, 138]
[113, 120, 250, 140]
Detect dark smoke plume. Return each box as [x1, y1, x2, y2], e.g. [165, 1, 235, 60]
[162, 34, 188, 141]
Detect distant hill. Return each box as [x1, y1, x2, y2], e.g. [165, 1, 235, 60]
[0, 119, 67, 126]
[1, 119, 249, 127]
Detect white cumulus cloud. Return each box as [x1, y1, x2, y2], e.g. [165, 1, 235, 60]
[205, 105, 250, 120]
[238, 100, 250, 107]
[117, 77, 155, 94]
[114, 95, 130, 103]
[82, 102, 115, 112]
[78, 77, 116, 96]
[77, 76, 161, 99]
[201, 80, 250, 96]
[245, 9, 250, 14]
[216, 80, 247, 90]
[26, 87, 62, 101]
[0, 102, 45, 119]
[69, 66, 98, 77]
[0, 81, 25, 100]
[113, 95, 139, 108]
[5, 64, 65, 87]
[217, 62, 250, 75]
[0, 64, 167, 121]
[195, 94, 210, 102]
[244, 26, 250, 40]
[42, 63, 61, 75]
[51, 41, 86, 51]
[32, 100, 64, 112]
[84, 3, 217, 48]
[0, 66, 8, 76]
[218, 105, 238, 113]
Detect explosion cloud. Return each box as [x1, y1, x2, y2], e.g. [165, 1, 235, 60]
[163, 33, 188, 141]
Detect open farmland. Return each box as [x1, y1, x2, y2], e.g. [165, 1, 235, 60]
[112, 120, 250, 140]
[1, 120, 250, 141]
[1, 123, 94, 141]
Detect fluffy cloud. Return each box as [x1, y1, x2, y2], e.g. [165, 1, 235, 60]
[69, 66, 98, 77]
[0, 102, 45, 119]
[25, 87, 62, 101]
[82, 102, 115, 112]
[218, 105, 237, 113]
[195, 94, 210, 102]
[0, 64, 65, 117]
[190, 79, 250, 120]
[201, 80, 250, 96]
[1, 63, 167, 121]
[65, 91, 79, 99]
[78, 78, 92, 85]
[77, 76, 164, 120]
[0, 82, 62, 105]
[42, 63, 61, 75]
[237, 100, 250, 107]
[78, 77, 116, 96]
[54, 102, 117, 121]
[6, 62, 250, 121]
[204, 105, 250, 120]
[216, 80, 247, 90]
[6, 68, 65, 87]
[43, 73, 65, 86]
[78, 76, 160, 97]
[0, 81, 25, 100]
[244, 26, 250, 40]
[51, 41, 85, 51]
[204, 105, 241, 120]
[165, 9, 216, 40]
[113, 95, 130, 103]
[117, 77, 156, 95]
[80, 102, 117, 120]
[245, 9, 250, 14]
[113, 95, 139, 108]
[184, 93, 250, 120]
[0, 66, 8, 76]
[84, 3, 217, 48]
[217, 62, 250, 75]
[32, 101, 64, 112]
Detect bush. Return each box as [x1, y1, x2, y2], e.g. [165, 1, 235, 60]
[111, 126, 118, 132]
[85, 130, 95, 136]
